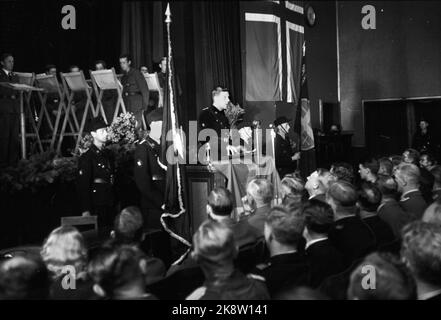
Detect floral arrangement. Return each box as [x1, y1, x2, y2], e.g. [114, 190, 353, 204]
[107, 113, 139, 145]
[225, 101, 245, 128]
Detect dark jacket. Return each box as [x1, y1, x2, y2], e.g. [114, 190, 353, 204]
[253, 252, 310, 297]
[305, 239, 345, 288]
[76, 144, 115, 212]
[361, 214, 396, 249]
[328, 215, 376, 267]
[399, 190, 427, 221]
[247, 204, 272, 238]
[275, 133, 296, 178]
[378, 199, 411, 238]
[198, 105, 230, 153]
[121, 68, 149, 111]
[0, 69, 20, 114]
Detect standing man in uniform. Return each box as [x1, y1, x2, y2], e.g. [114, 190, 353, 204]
[274, 116, 301, 179]
[119, 54, 149, 128]
[76, 117, 115, 228]
[0, 53, 20, 168]
[133, 108, 166, 229]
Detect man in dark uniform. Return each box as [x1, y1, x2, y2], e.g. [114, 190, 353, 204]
[199, 87, 238, 160]
[76, 117, 115, 228]
[0, 53, 20, 168]
[274, 116, 301, 179]
[119, 54, 149, 128]
[133, 108, 166, 229]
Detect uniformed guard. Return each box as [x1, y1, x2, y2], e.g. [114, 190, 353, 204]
[133, 108, 166, 229]
[0, 53, 20, 168]
[198, 87, 237, 160]
[119, 53, 149, 128]
[76, 117, 115, 227]
[274, 116, 301, 178]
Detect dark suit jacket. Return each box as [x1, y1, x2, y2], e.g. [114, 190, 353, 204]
[0, 69, 20, 114]
[222, 217, 259, 248]
[378, 199, 411, 238]
[305, 239, 345, 288]
[399, 190, 427, 220]
[247, 205, 272, 238]
[253, 252, 310, 297]
[328, 215, 376, 267]
[361, 214, 396, 249]
[275, 133, 296, 178]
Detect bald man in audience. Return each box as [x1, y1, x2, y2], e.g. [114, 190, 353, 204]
[326, 181, 375, 267]
[377, 176, 411, 238]
[394, 163, 427, 220]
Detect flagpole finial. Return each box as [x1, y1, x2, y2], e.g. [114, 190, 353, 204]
[165, 3, 171, 23]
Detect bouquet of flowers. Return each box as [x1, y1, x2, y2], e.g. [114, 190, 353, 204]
[225, 101, 245, 128]
[107, 112, 138, 145]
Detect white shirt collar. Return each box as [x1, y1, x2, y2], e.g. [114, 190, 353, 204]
[419, 288, 441, 300]
[305, 237, 328, 250]
[3, 69, 10, 76]
[401, 189, 420, 199]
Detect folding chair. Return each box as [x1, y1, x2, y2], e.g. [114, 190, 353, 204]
[15, 72, 43, 153]
[58, 71, 96, 155]
[90, 67, 127, 125]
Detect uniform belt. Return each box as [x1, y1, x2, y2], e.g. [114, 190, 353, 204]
[93, 178, 110, 184]
[124, 92, 141, 96]
[152, 175, 164, 181]
[0, 95, 16, 99]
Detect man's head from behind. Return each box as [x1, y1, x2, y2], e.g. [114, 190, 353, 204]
[394, 163, 420, 193]
[207, 187, 234, 220]
[95, 60, 107, 71]
[1, 53, 14, 71]
[422, 200, 441, 226]
[377, 175, 399, 199]
[212, 87, 230, 111]
[191, 220, 238, 269]
[378, 157, 393, 177]
[357, 182, 382, 213]
[246, 178, 274, 208]
[0, 254, 50, 300]
[401, 221, 441, 288]
[112, 206, 144, 245]
[403, 148, 420, 165]
[302, 199, 334, 239]
[305, 168, 334, 196]
[330, 162, 354, 184]
[326, 180, 358, 217]
[264, 206, 305, 254]
[347, 252, 416, 300]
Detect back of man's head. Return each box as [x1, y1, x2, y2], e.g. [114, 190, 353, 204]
[330, 162, 354, 184]
[247, 178, 274, 206]
[396, 163, 421, 187]
[378, 157, 393, 176]
[361, 157, 380, 175]
[0, 254, 50, 300]
[422, 200, 441, 226]
[113, 206, 144, 245]
[326, 180, 358, 214]
[265, 205, 305, 248]
[377, 175, 398, 198]
[401, 221, 441, 287]
[192, 220, 237, 266]
[303, 199, 334, 235]
[357, 182, 382, 212]
[207, 187, 234, 217]
[347, 252, 416, 300]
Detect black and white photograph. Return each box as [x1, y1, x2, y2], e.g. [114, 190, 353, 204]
[1, 0, 441, 308]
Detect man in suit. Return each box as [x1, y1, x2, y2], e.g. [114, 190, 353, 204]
[377, 175, 412, 238]
[395, 163, 428, 220]
[303, 200, 345, 288]
[274, 116, 300, 178]
[357, 182, 396, 249]
[120, 54, 149, 128]
[244, 178, 274, 237]
[0, 53, 20, 167]
[133, 108, 165, 229]
[76, 117, 115, 227]
[253, 206, 310, 297]
[401, 221, 441, 300]
[326, 181, 376, 267]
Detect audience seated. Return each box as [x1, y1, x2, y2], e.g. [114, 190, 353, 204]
[303, 200, 345, 288]
[326, 181, 376, 267]
[378, 157, 393, 177]
[253, 206, 309, 297]
[281, 174, 306, 205]
[330, 162, 355, 184]
[347, 252, 416, 300]
[245, 178, 274, 236]
[358, 158, 379, 184]
[401, 221, 441, 300]
[403, 148, 420, 165]
[88, 244, 157, 300]
[0, 254, 50, 300]
[430, 165, 441, 201]
[420, 152, 437, 172]
[186, 220, 269, 300]
[357, 182, 396, 249]
[394, 163, 428, 220]
[377, 176, 411, 238]
[40, 226, 95, 299]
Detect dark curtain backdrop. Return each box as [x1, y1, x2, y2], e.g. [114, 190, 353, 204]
[193, 1, 243, 111]
[120, 1, 164, 71]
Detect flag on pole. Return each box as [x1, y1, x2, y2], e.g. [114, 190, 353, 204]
[294, 41, 316, 177]
[160, 3, 191, 263]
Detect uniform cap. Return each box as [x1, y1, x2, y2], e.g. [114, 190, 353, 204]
[146, 108, 163, 125]
[274, 116, 292, 127]
[87, 117, 108, 133]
